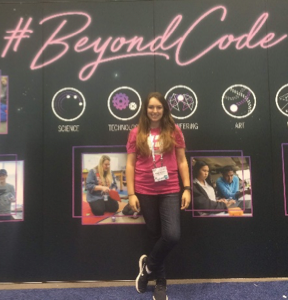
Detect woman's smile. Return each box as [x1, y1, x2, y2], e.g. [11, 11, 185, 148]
[147, 97, 164, 126]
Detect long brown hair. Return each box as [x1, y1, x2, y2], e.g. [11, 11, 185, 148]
[136, 92, 177, 156]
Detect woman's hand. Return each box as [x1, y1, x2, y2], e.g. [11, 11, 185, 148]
[129, 195, 140, 212]
[102, 186, 110, 193]
[217, 198, 228, 204]
[226, 199, 236, 207]
[181, 190, 191, 210]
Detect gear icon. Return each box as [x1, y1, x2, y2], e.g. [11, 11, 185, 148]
[129, 102, 137, 111]
[112, 93, 130, 110]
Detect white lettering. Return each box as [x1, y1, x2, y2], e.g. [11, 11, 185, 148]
[58, 125, 80, 132]
[176, 123, 198, 130]
[108, 124, 137, 131]
[235, 122, 245, 129]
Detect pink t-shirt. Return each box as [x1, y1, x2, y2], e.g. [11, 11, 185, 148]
[126, 125, 185, 195]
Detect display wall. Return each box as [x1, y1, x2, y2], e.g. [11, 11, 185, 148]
[0, 0, 288, 282]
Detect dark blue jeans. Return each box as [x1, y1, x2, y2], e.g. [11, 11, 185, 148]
[137, 192, 181, 278]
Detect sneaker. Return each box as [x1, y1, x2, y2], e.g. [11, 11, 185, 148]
[136, 254, 149, 293]
[153, 278, 168, 300]
[131, 212, 139, 219]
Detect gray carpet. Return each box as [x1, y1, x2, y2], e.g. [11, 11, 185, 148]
[1, 281, 288, 300]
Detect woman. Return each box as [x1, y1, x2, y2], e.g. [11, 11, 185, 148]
[126, 92, 190, 300]
[193, 160, 235, 215]
[85, 155, 119, 216]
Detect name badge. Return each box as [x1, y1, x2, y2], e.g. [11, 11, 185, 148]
[152, 166, 169, 182]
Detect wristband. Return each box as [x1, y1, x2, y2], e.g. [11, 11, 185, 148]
[128, 194, 135, 197]
[183, 186, 191, 191]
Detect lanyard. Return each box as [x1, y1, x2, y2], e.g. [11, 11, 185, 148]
[149, 132, 163, 168]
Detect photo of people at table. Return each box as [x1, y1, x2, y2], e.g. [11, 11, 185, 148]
[0, 160, 24, 221]
[191, 156, 252, 217]
[81, 153, 145, 225]
[281, 143, 288, 215]
[0, 75, 8, 134]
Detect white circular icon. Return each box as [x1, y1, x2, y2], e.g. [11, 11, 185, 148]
[165, 85, 198, 119]
[51, 87, 86, 122]
[108, 87, 141, 121]
[276, 84, 288, 117]
[222, 84, 256, 119]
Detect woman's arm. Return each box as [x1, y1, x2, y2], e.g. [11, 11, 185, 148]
[193, 184, 227, 210]
[176, 148, 191, 210]
[86, 169, 109, 193]
[126, 152, 140, 212]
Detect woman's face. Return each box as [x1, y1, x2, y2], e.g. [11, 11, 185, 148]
[198, 165, 209, 181]
[102, 159, 110, 172]
[1, 77, 7, 86]
[147, 97, 164, 125]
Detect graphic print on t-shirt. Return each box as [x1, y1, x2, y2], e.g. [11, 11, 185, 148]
[148, 133, 162, 155]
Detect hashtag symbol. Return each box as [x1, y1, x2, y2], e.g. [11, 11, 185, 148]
[1, 18, 33, 58]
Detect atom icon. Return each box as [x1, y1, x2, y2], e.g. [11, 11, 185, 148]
[112, 93, 130, 110]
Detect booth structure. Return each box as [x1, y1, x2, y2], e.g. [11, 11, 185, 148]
[0, 0, 288, 282]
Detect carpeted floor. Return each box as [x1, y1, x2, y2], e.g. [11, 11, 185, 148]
[0, 280, 288, 299]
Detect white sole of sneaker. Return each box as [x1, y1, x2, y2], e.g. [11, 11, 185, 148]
[135, 254, 147, 293]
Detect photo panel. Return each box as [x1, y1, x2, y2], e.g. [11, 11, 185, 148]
[0, 73, 9, 135]
[187, 151, 252, 217]
[73, 146, 145, 225]
[282, 144, 288, 215]
[0, 155, 24, 222]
